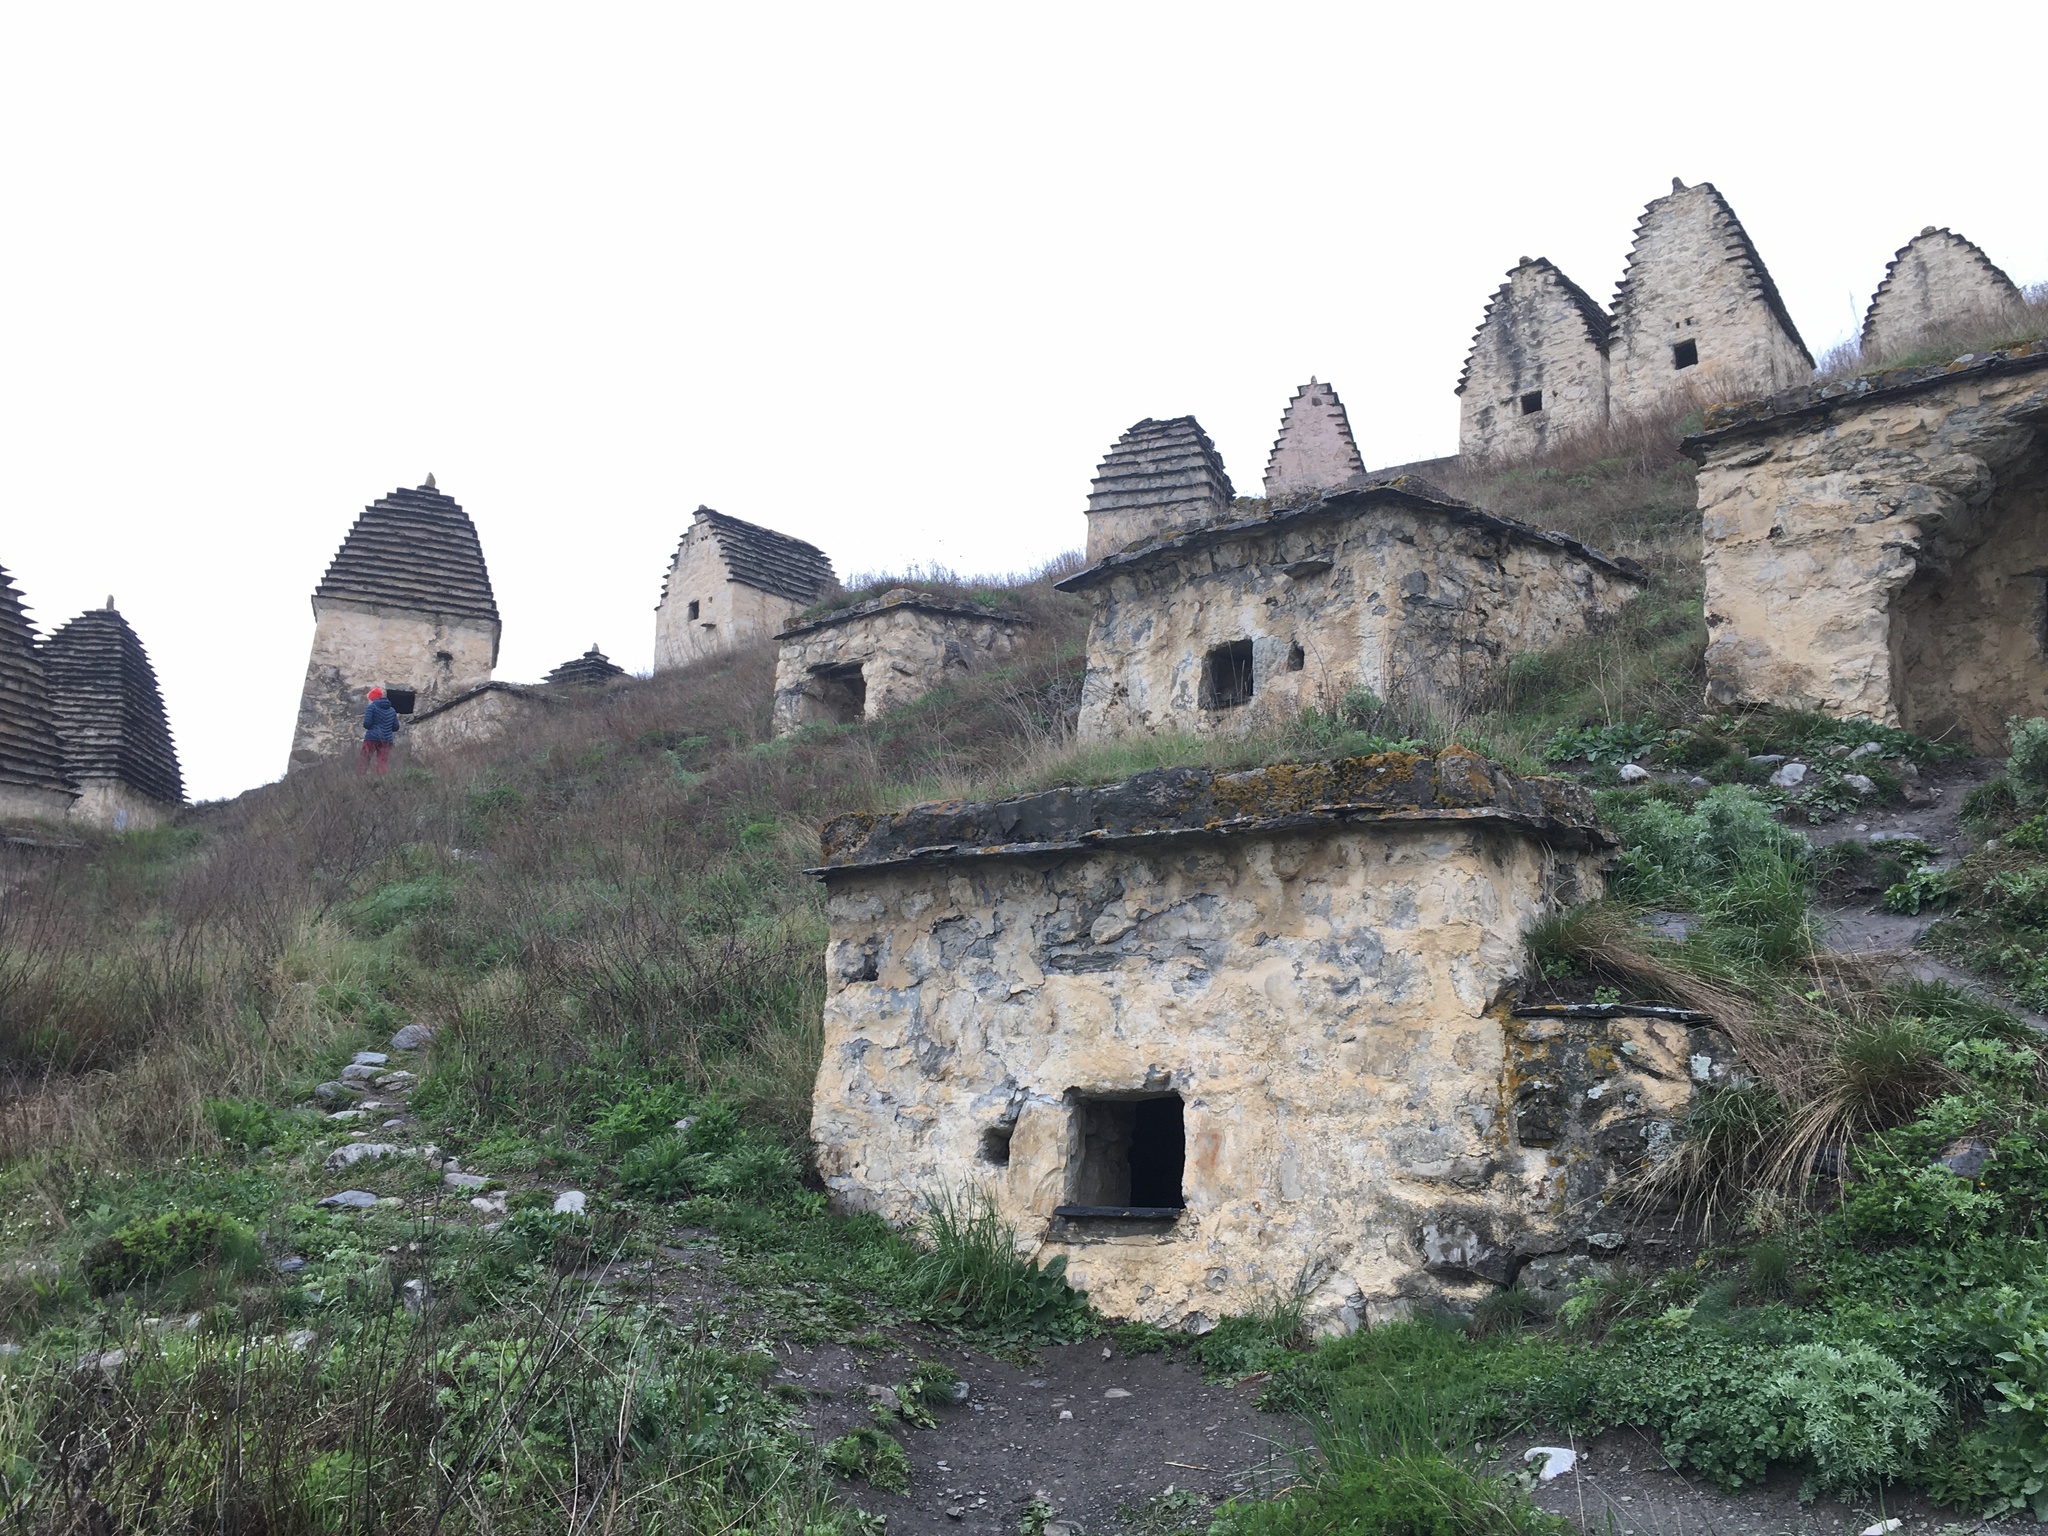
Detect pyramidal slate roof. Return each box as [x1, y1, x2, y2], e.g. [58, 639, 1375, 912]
[0, 563, 72, 800]
[314, 479, 500, 624]
[667, 507, 836, 607]
[1612, 180, 1812, 368]
[42, 604, 182, 805]
[545, 645, 627, 686]
[1088, 417, 1235, 519]
[1455, 258, 1612, 396]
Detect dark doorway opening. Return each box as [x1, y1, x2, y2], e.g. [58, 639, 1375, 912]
[1519, 391, 1544, 415]
[1056, 1093, 1185, 1219]
[384, 686, 417, 714]
[1200, 640, 1255, 710]
[1672, 339, 1699, 370]
[805, 662, 867, 725]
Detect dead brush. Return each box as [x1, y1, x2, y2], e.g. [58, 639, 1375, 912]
[1534, 904, 1984, 1224]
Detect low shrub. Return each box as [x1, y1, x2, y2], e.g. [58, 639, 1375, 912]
[2008, 718, 2048, 808]
[822, 1424, 910, 1493]
[82, 1209, 262, 1295]
[909, 1187, 1089, 1339]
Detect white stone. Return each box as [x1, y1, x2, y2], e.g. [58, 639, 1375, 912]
[1524, 1447, 1577, 1481]
[1617, 764, 1650, 783]
[1843, 774, 1877, 797]
[552, 1190, 586, 1215]
[1860, 1521, 1902, 1536]
[1768, 762, 1808, 789]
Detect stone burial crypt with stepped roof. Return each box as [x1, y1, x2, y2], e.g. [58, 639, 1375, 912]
[1061, 392, 1643, 741]
[808, 750, 1738, 1329]
[0, 562, 183, 831]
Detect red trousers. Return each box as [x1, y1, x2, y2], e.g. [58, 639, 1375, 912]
[358, 739, 392, 775]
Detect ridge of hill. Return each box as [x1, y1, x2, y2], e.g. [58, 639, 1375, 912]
[8, 419, 2048, 1531]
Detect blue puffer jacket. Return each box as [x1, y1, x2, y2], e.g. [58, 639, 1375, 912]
[362, 699, 400, 743]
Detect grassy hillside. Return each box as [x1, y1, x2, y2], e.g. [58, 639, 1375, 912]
[8, 411, 2048, 1531]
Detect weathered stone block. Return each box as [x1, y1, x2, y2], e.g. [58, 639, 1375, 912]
[811, 752, 1714, 1331]
[1689, 346, 2048, 750]
[771, 589, 1029, 735]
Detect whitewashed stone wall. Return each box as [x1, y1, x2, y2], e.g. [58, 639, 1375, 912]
[290, 599, 499, 769]
[1608, 181, 1812, 422]
[1457, 259, 1610, 459]
[1862, 228, 2025, 364]
[1058, 483, 1642, 742]
[1693, 346, 2048, 751]
[772, 591, 1028, 735]
[654, 522, 809, 671]
[810, 752, 1715, 1330]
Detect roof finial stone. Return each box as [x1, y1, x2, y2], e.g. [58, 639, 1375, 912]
[424, 473, 436, 490]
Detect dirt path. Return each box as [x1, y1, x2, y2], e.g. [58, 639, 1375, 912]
[1802, 755, 2047, 1027]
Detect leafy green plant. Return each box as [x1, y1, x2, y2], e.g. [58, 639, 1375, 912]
[1192, 1293, 1307, 1381]
[204, 1096, 280, 1151]
[1773, 1340, 1942, 1497]
[1545, 720, 1663, 765]
[1114, 1320, 1176, 1354]
[2008, 717, 2048, 808]
[347, 875, 456, 936]
[823, 1424, 910, 1493]
[82, 1209, 262, 1295]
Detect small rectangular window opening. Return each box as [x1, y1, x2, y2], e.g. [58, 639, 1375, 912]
[1672, 339, 1699, 370]
[1056, 1093, 1185, 1219]
[686, 599, 700, 620]
[979, 1125, 1012, 1167]
[1519, 391, 1544, 415]
[1285, 641, 1305, 672]
[805, 662, 867, 725]
[1200, 640, 1255, 710]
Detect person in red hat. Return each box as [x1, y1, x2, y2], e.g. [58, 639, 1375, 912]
[359, 687, 399, 775]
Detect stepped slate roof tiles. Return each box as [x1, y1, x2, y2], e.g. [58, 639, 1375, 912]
[42, 605, 182, 806]
[1087, 417, 1235, 520]
[314, 481, 500, 624]
[664, 508, 835, 608]
[0, 563, 72, 800]
[545, 646, 627, 686]
[1861, 226, 2023, 357]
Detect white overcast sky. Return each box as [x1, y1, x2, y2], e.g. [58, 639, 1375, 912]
[2, 3, 2042, 802]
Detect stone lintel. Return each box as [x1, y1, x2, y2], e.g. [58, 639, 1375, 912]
[1684, 341, 2048, 457]
[814, 747, 1611, 874]
[780, 587, 1034, 640]
[1054, 478, 1645, 592]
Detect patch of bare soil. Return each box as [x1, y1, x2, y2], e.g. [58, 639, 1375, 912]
[783, 1338, 1295, 1536]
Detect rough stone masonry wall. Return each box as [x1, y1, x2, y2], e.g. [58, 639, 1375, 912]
[1693, 347, 2048, 751]
[290, 600, 500, 769]
[771, 592, 1027, 735]
[654, 526, 806, 671]
[1862, 228, 2025, 364]
[405, 682, 542, 758]
[1062, 489, 1641, 743]
[1457, 260, 1610, 460]
[811, 751, 1715, 1330]
[68, 776, 172, 832]
[1607, 182, 1812, 423]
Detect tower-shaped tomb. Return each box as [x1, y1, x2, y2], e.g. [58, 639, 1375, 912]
[1862, 227, 2025, 365]
[653, 508, 836, 672]
[0, 562, 77, 821]
[1607, 179, 1812, 420]
[1456, 259, 1611, 459]
[1084, 417, 1234, 563]
[545, 645, 627, 687]
[43, 601, 182, 830]
[290, 478, 500, 770]
[1263, 379, 1365, 499]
